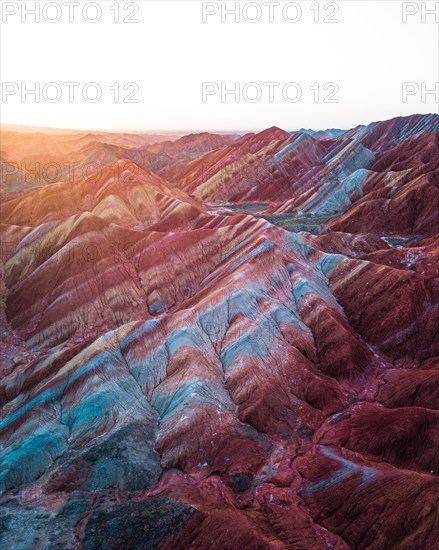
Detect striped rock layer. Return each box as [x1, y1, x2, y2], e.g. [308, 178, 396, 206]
[0, 114, 438, 549]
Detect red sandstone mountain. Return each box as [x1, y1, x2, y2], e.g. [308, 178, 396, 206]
[0, 114, 438, 549]
[144, 132, 234, 156]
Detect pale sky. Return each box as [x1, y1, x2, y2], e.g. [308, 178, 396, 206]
[1, 0, 438, 131]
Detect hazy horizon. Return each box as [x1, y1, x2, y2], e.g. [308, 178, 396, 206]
[2, 112, 437, 137]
